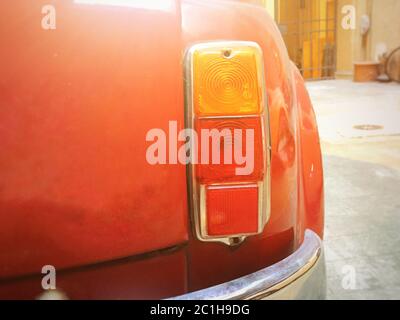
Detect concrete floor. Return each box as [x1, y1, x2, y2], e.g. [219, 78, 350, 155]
[306, 80, 400, 300]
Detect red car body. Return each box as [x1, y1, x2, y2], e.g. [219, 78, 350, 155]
[0, 0, 324, 299]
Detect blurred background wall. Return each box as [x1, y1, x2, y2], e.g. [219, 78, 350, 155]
[258, 0, 400, 80]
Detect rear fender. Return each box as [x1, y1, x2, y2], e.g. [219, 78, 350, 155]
[293, 65, 325, 244]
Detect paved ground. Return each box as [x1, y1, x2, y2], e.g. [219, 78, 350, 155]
[306, 80, 400, 300]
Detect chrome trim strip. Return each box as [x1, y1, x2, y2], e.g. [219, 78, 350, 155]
[169, 230, 323, 300]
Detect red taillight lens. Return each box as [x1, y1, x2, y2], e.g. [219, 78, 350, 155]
[195, 117, 265, 184]
[206, 185, 259, 236]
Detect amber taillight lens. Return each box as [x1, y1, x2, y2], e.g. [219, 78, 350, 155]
[193, 48, 263, 116]
[186, 42, 270, 244]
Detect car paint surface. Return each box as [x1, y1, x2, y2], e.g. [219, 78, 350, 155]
[0, 0, 188, 279]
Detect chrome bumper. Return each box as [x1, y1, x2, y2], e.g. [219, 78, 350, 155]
[171, 230, 326, 300]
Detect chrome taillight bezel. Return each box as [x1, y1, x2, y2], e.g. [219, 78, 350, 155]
[184, 41, 271, 246]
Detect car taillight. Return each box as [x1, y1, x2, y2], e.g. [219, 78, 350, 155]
[185, 41, 271, 245]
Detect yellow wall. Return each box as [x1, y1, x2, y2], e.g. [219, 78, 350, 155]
[260, 0, 275, 18]
[336, 0, 373, 78]
[370, 0, 400, 60]
[265, 0, 275, 18]
[276, 0, 300, 62]
[336, 0, 400, 78]
[336, 0, 355, 78]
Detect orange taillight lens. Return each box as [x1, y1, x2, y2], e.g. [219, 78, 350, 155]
[192, 47, 263, 116]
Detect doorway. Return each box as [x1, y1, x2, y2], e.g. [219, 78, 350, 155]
[275, 0, 337, 80]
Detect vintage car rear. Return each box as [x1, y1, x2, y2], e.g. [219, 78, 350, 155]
[0, 0, 325, 299]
